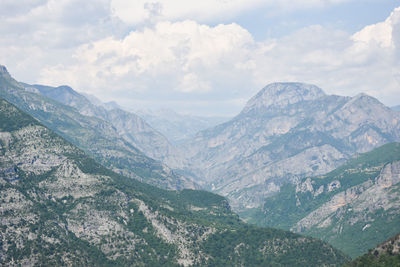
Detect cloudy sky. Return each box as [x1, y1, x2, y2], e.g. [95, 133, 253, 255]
[1, 0, 399, 116]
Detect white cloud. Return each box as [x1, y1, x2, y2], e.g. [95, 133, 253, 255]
[110, 0, 354, 25]
[0, 0, 116, 82]
[179, 73, 212, 93]
[352, 7, 400, 48]
[40, 5, 400, 115]
[2, 0, 112, 47]
[37, 20, 256, 98]
[110, 0, 261, 25]
[1, 1, 399, 115]
[246, 7, 400, 103]
[0, 0, 47, 17]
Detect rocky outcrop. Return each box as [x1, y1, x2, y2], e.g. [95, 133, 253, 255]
[293, 161, 400, 233]
[0, 65, 9, 74]
[254, 143, 400, 258]
[241, 82, 325, 114]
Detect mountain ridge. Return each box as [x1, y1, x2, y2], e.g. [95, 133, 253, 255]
[0, 65, 196, 190]
[2, 62, 399, 263]
[0, 96, 350, 266]
[176, 82, 400, 211]
[24, 82, 181, 166]
[136, 108, 229, 144]
[241, 82, 326, 114]
[345, 233, 400, 266]
[244, 142, 400, 258]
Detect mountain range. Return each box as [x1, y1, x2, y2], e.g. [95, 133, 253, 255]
[176, 83, 400, 213]
[0, 91, 349, 266]
[1, 64, 400, 262]
[0, 66, 195, 190]
[136, 108, 229, 144]
[22, 83, 177, 165]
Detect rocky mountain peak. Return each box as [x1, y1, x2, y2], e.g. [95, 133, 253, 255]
[242, 82, 325, 114]
[56, 85, 79, 95]
[350, 92, 379, 103]
[0, 65, 10, 76]
[343, 92, 386, 111]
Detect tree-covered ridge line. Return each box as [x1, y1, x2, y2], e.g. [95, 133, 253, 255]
[344, 233, 400, 267]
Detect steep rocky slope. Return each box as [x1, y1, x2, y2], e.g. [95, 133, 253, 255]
[244, 143, 400, 258]
[0, 65, 195, 190]
[0, 97, 350, 266]
[178, 83, 400, 210]
[23, 83, 179, 165]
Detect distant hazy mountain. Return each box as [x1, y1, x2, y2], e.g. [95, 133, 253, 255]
[0, 65, 195, 190]
[80, 92, 123, 110]
[178, 83, 400, 211]
[246, 143, 400, 258]
[137, 108, 229, 144]
[24, 83, 178, 165]
[392, 105, 400, 111]
[0, 97, 350, 266]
